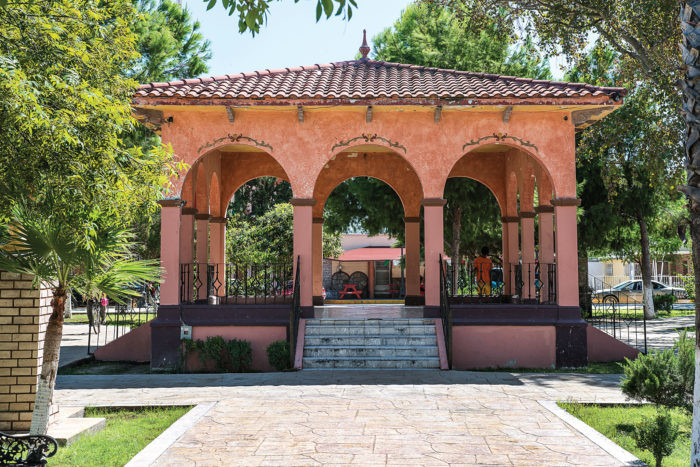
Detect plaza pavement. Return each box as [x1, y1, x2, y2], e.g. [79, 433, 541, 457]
[55, 371, 633, 465]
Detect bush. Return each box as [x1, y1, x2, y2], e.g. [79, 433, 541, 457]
[683, 275, 695, 301]
[185, 336, 252, 372]
[632, 411, 679, 467]
[621, 331, 694, 410]
[652, 294, 676, 314]
[266, 340, 291, 371]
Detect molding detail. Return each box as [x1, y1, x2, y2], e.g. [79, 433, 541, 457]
[535, 205, 554, 214]
[290, 198, 316, 207]
[198, 133, 273, 154]
[157, 199, 185, 208]
[182, 207, 198, 215]
[551, 198, 581, 207]
[421, 198, 447, 207]
[462, 133, 538, 152]
[404, 216, 421, 223]
[194, 214, 212, 220]
[210, 217, 228, 224]
[519, 211, 536, 219]
[501, 216, 519, 223]
[312, 217, 325, 224]
[331, 133, 406, 153]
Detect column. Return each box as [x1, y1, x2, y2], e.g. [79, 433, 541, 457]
[501, 222, 509, 294]
[553, 198, 580, 306]
[404, 217, 421, 303]
[536, 204, 555, 302]
[312, 217, 324, 304]
[422, 199, 445, 307]
[210, 217, 227, 297]
[194, 213, 210, 300]
[180, 207, 197, 303]
[292, 198, 315, 307]
[520, 211, 536, 299]
[158, 199, 184, 305]
[502, 217, 520, 296]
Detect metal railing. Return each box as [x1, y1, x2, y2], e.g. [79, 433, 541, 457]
[180, 261, 294, 305]
[510, 263, 557, 304]
[439, 255, 452, 369]
[582, 274, 647, 353]
[87, 290, 158, 354]
[289, 256, 301, 366]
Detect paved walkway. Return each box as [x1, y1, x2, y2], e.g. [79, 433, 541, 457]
[645, 315, 695, 351]
[55, 371, 629, 465]
[59, 323, 127, 367]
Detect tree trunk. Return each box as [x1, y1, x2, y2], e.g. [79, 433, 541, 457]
[64, 290, 72, 319]
[679, 5, 700, 460]
[451, 205, 462, 294]
[638, 216, 655, 319]
[30, 288, 65, 435]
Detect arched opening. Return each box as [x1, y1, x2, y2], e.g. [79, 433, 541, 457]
[319, 176, 410, 301]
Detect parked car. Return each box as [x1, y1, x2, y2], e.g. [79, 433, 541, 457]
[592, 279, 688, 303]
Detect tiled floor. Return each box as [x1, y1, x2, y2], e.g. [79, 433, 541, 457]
[55, 371, 628, 465]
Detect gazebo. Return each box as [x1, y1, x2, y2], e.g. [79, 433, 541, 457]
[133, 36, 625, 370]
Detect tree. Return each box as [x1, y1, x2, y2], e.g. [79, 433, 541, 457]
[199, 0, 357, 35]
[227, 178, 293, 221]
[0, 203, 161, 435]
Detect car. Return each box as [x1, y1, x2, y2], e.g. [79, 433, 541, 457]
[592, 279, 688, 303]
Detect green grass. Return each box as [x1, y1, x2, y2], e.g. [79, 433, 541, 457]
[64, 313, 154, 328]
[589, 308, 694, 321]
[471, 360, 626, 374]
[558, 402, 690, 466]
[58, 360, 151, 375]
[50, 406, 191, 466]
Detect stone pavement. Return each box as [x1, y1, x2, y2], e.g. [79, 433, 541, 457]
[59, 322, 127, 367]
[645, 315, 695, 350]
[55, 371, 630, 465]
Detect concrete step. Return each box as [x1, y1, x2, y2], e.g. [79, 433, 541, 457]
[304, 335, 438, 346]
[48, 416, 106, 447]
[304, 325, 436, 336]
[306, 319, 434, 325]
[304, 345, 439, 358]
[303, 356, 440, 369]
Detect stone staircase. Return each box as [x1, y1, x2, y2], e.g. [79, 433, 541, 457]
[302, 318, 440, 369]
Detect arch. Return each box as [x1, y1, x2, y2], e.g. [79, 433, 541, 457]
[446, 152, 507, 216]
[312, 146, 424, 218]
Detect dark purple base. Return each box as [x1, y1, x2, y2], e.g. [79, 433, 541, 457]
[404, 295, 425, 306]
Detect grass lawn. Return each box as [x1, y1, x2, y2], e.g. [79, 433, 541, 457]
[558, 402, 690, 466]
[590, 308, 694, 320]
[472, 360, 626, 374]
[59, 360, 151, 375]
[64, 313, 153, 328]
[50, 406, 191, 466]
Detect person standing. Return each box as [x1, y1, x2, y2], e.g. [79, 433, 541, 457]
[473, 247, 493, 296]
[99, 293, 108, 325]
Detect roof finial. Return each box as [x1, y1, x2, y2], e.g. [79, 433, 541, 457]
[359, 29, 370, 60]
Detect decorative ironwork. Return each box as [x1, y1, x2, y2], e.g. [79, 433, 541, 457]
[439, 255, 452, 369]
[0, 432, 58, 466]
[289, 256, 301, 366]
[331, 133, 406, 153]
[198, 133, 273, 154]
[461, 133, 538, 152]
[444, 259, 506, 303]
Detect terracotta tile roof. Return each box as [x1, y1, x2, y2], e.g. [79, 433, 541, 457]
[134, 59, 626, 102]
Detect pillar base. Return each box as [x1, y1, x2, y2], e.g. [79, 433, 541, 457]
[312, 296, 324, 306]
[150, 305, 181, 371]
[555, 323, 588, 368]
[404, 295, 425, 306]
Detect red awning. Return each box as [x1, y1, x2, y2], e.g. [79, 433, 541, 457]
[335, 247, 402, 262]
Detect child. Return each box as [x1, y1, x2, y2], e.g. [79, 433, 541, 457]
[473, 247, 493, 296]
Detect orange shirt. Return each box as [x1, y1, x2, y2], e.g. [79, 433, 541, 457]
[473, 257, 493, 284]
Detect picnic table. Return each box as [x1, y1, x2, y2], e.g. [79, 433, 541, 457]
[339, 284, 362, 299]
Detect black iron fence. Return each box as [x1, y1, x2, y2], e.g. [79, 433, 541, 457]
[87, 291, 158, 354]
[289, 256, 301, 366]
[180, 261, 294, 305]
[439, 255, 452, 369]
[444, 260, 556, 304]
[582, 274, 647, 353]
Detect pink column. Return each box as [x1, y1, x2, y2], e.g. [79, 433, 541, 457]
[422, 199, 445, 307]
[520, 211, 536, 299]
[404, 217, 421, 299]
[292, 199, 314, 307]
[553, 198, 580, 306]
[501, 221, 509, 293]
[194, 213, 210, 299]
[157, 199, 184, 306]
[180, 207, 197, 302]
[210, 217, 227, 297]
[312, 218, 324, 303]
[502, 217, 520, 295]
[536, 205, 555, 301]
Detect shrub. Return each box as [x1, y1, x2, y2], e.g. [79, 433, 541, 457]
[652, 294, 676, 314]
[683, 275, 695, 302]
[266, 340, 291, 371]
[185, 336, 252, 373]
[621, 331, 694, 410]
[632, 411, 679, 467]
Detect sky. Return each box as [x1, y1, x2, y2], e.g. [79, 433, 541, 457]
[181, 0, 566, 79]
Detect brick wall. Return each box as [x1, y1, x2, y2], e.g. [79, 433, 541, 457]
[0, 271, 52, 432]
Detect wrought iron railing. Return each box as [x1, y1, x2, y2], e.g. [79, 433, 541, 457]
[180, 261, 294, 305]
[87, 290, 158, 354]
[439, 255, 452, 369]
[0, 432, 57, 465]
[289, 256, 301, 366]
[510, 263, 557, 304]
[582, 274, 647, 353]
[444, 259, 505, 302]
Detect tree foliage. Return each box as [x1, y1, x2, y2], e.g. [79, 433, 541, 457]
[227, 178, 293, 221]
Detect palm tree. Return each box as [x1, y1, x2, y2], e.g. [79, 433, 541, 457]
[0, 203, 161, 435]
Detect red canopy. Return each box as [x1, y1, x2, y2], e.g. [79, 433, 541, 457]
[335, 247, 402, 262]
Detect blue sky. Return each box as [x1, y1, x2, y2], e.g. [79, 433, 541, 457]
[182, 0, 414, 77]
[181, 0, 566, 79]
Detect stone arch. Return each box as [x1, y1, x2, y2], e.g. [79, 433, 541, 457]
[446, 152, 507, 216]
[312, 145, 424, 218]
